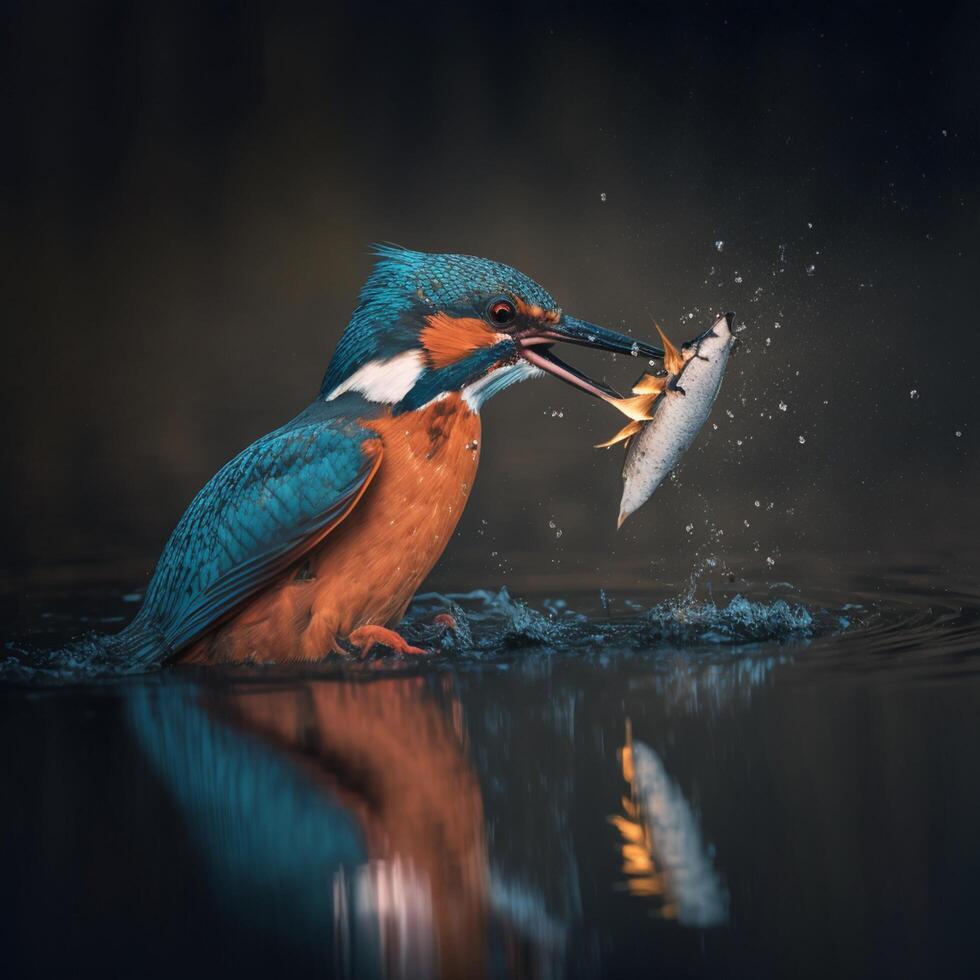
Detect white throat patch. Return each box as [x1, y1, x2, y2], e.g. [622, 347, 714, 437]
[462, 360, 543, 412]
[326, 350, 425, 404]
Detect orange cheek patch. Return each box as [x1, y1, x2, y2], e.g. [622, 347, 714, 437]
[421, 312, 506, 369]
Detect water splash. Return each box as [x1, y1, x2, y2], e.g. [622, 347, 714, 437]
[1, 631, 151, 682]
[3, 581, 842, 682]
[407, 584, 830, 659]
[646, 594, 814, 645]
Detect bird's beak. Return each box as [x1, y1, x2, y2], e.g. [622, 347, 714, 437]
[517, 315, 665, 400]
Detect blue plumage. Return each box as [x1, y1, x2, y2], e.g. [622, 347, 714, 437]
[119, 246, 566, 665]
[395, 342, 511, 412]
[106, 245, 658, 666]
[125, 396, 381, 661]
[320, 245, 557, 396]
[127, 684, 373, 966]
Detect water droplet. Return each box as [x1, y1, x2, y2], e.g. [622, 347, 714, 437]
[765, 336, 772, 346]
[774, 320, 781, 329]
[630, 341, 639, 357]
[714, 239, 725, 251]
[955, 430, 962, 437]
[754, 500, 761, 507]
[600, 191, 607, 202]
[685, 523, 694, 534]
[806, 263, 817, 276]
[778, 401, 787, 411]
[798, 435, 807, 444]
[909, 389, 919, 400]
[766, 556, 776, 567]
[743, 519, 750, 527]
[734, 274, 743, 284]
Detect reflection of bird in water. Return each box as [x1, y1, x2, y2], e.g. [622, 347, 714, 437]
[609, 721, 728, 927]
[128, 676, 489, 979]
[104, 246, 663, 666]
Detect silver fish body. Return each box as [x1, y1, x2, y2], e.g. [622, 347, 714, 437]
[619, 313, 735, 526]
[630, 740, 728, 926]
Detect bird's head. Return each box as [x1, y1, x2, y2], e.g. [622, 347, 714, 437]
[320, 246, 664, 412]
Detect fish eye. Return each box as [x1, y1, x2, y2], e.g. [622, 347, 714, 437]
[487, 298, 517, 326]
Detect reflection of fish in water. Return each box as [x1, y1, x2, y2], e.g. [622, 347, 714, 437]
[599, 313, 736, 528]
[609, 722, 728, 927]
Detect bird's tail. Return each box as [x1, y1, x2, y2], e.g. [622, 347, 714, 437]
[1, 616, 171, 681]
[102, 617, 172, 671]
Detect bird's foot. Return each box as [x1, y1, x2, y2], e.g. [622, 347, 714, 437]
[347, 625, 428, 657]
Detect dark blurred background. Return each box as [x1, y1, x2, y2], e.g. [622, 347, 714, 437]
[1, 0, 978, 593]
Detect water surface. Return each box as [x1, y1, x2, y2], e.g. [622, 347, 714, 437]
[3, 555, 979, 978]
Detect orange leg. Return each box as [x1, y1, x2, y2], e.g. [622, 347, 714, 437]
[347, 625, 428, 657]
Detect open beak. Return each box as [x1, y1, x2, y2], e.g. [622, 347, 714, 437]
[518, 315, 665, 401]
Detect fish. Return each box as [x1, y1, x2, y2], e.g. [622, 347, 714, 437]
[609, 724, 728, 927]
[599, 312, 736, 528]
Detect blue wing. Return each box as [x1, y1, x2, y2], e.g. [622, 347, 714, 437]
[137, 400, 382, 655]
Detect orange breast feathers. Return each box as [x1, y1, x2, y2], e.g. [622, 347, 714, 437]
[177, 394, 482, 664]
[420, 312, 509, 369]
[308, 393, 482, 631]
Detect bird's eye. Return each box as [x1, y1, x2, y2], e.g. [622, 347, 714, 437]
[487, 298, 517, 326]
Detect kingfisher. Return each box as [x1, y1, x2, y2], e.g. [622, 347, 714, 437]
[114, 247, 664, 665]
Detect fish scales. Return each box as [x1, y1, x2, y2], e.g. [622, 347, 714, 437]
[619, 313, 735, 527]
